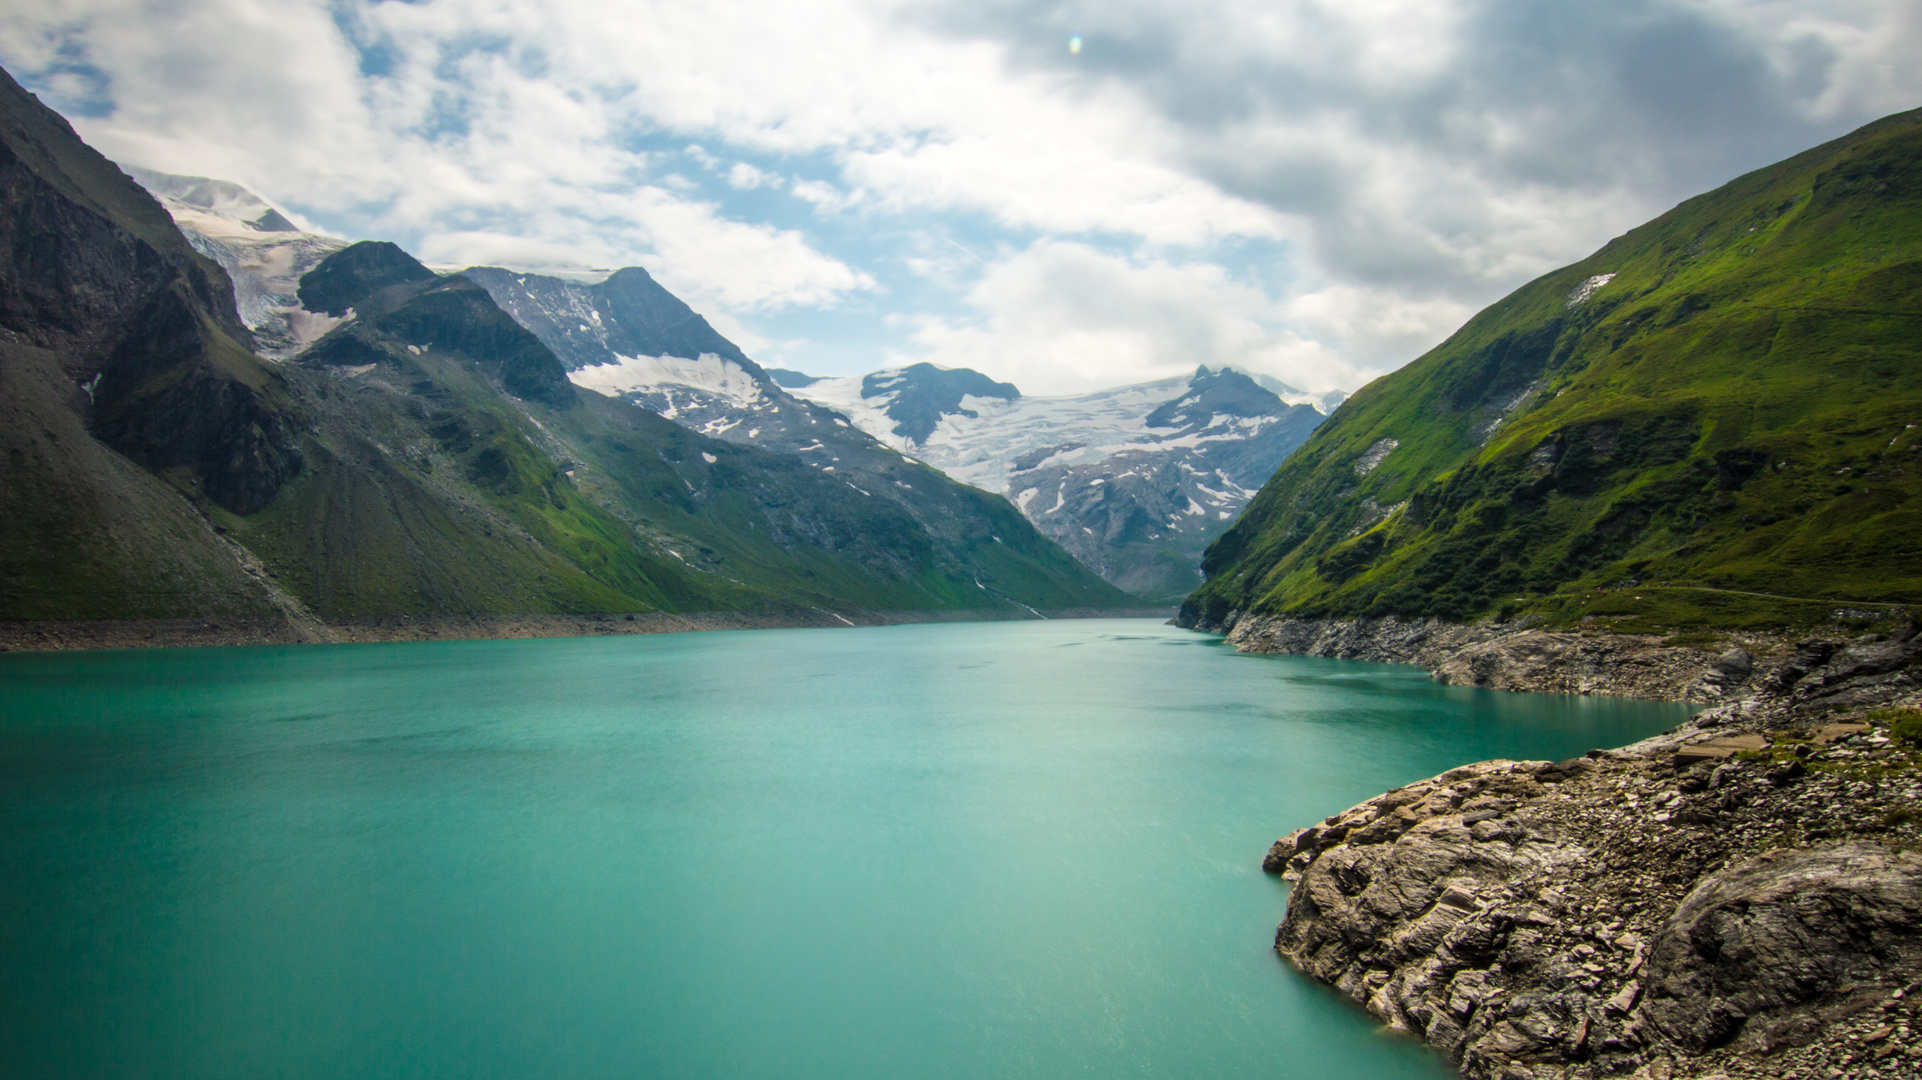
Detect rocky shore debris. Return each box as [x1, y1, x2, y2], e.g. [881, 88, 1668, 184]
[1206, 610, 1922, 709]
[1260, 621, 1922, 1079]
[1211, 612, 1741, 701]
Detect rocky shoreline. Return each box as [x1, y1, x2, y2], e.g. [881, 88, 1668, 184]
[1192, 611, 1787, 703]
[1228, 613, 1922, 1079]
[0, 606, 1177, 652]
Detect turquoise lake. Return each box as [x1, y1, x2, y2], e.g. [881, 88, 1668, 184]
[0, 618, 1691, 1079]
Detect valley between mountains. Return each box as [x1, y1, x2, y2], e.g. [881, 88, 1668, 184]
[0, 63, 1143, 646]
[6, 43, 1922, 1080]
[0, 52, 1353, 647]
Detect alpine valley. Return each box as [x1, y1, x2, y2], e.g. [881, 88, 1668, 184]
[0, 65, 1130, 647]
[128, 162, 1343, 603]
[6, 32, 1922, 1080]
[453, 268, 1340, 600]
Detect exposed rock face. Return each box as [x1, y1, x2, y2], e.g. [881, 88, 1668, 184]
[1210, 612, 1738, 701]
[1262, 627, 1922, 1079]
[464, 264, 759, 373]
[0, 66, 301, 517]
[861, 362, 1020, 445]
[295, 239, 435, 317]
[1642, 844, 1922, 1056]
[793, 365, 1329, 600]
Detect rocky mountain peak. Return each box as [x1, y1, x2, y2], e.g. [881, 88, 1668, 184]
[1144, 366, 1289, 433]
[296, 241, 437, 317]
[860, 363, 1021, 445]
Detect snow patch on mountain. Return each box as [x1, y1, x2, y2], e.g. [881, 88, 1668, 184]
[568, 352, 765, 411]
[125, 166, 349, 357]
[791, 367, 1316, 496]
[791, 364, 1330, 597]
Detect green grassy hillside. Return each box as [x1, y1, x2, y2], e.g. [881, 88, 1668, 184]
[0, 61, 1126, 627]
[1185, 107, 1922, 634]
[245, 245, 1126, 619]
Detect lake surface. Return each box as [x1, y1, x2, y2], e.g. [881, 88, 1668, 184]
[0, 619, 1690, 1079]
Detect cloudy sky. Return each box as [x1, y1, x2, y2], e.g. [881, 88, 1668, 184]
[3, 1, 1917, 394]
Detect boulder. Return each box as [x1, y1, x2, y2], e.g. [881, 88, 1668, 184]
[1641, 843, 1922, 1052]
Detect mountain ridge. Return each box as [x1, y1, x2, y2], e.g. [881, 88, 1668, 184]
[793, 362, 1330, 598]
[0, 64, 309, 623]
[0, 69, 1130, 636]
[1184, 104, 1922, 635]
[462, 263, 1335, 598]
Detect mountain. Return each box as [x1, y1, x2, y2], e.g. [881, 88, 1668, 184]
[454, 263, 1135, 607]
[462, 265, 1339, 598]
[463, 265, 802, 440]
[1184, 106, 1922, 634]
[0, 67, 1125, 632]
[463, 265, 754, 372]
[273, 242, 1122, 618]
[0, 69, 312, 623]
[126, 167, 349, 357]
[793, 364, 1331, 598]
[853, 363, 1020, 444]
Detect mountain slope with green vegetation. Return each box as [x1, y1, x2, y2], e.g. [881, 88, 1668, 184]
[0, 65, 302, 621]
[1184, 106, 1922, 635]
[266, 245, 1124, 618]
[0, 66, 1126, 632]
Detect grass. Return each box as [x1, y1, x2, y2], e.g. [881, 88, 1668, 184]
[1188, 106, 1922, 634]
[1873, 708, 1922, 745]
[233, 301, 1125, 620]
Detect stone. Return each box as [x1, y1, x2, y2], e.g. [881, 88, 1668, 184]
[1767, 759, 1809, 785]
[1263, 828, 1310, 873]
[1674, 733, 1769, 764]
[1690, 648, 1755, 700]
[1606, 982, 1642, 1014]
[1246, 614, 1922, 1080]
[1640, 844, 1922, 1052]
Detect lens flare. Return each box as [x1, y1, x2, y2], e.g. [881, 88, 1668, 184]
[1068, 35, 1082, 55]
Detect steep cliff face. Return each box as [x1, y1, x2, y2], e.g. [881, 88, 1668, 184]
[304, 261, 577, 410]
[0, 69, 302, 518]
[126, 167, 350, 357]
[464, 264, 756, 372]
[0, 66, 301, 620]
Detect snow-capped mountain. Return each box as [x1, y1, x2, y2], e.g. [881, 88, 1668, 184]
[129, 164, 1341, 599]
[789, 364, 1333, 597]
[126, 167, 350, 357]
[458, 267, 1341, 598]
[460, 265, 830, 448]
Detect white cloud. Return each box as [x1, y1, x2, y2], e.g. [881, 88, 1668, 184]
[1280, 284, 1476, 375]
[2, 0, 1917, 390]
[0, 0, 876, 314]
[901, 241, 1368, 396]
[726, 162, 781, 189]
[624, 187, 875, 310]
[790, 179, 860, 213]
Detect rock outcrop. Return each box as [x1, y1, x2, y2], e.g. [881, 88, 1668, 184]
[1262, 624, 1922, 1079]
[1206, 611, 1785, 703]
[0, 67, 303, 516]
